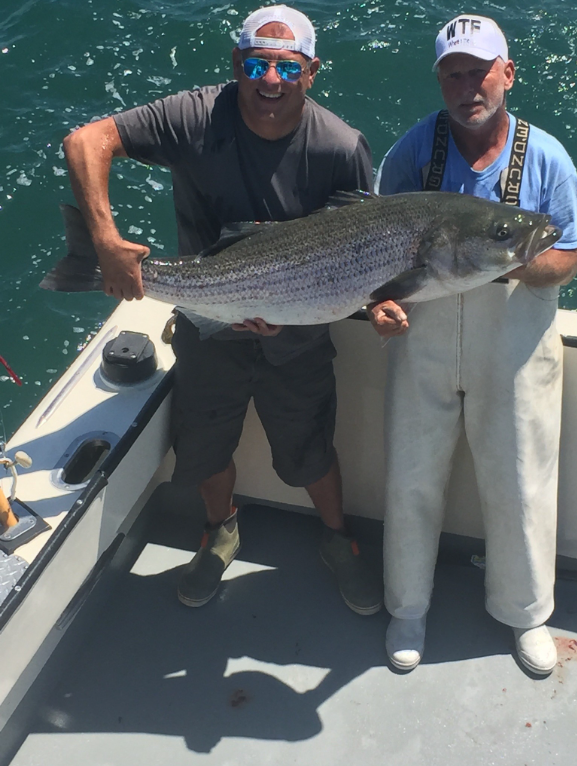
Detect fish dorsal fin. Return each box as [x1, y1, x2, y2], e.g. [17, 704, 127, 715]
[199, 194, 375, 257]
[199, 221, 277, 258]
[316, 190, 377, 213]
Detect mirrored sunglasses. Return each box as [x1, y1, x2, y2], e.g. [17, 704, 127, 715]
[242, 57, 304, 83]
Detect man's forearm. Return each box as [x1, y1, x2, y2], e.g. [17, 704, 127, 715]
[509, 247, 577, 287]
[63, 117, 147, 301]
[63, 116, 126, 247]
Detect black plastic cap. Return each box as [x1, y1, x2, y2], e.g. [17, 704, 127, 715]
[101, 331, 157, 384]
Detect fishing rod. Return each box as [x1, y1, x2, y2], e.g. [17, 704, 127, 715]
[0, 356, 22, 386]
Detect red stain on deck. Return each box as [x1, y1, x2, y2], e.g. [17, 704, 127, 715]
[554, 637, 577, 666]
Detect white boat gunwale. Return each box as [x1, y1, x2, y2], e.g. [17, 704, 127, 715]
[3, 305, 577, 639]
[0, 366, 174, 634]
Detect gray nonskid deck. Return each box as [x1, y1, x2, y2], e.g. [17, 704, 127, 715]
[0, 552, 27, 609]
[8, 504, 577, 766]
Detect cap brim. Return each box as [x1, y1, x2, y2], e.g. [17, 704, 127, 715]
[432, 48, 499, 72]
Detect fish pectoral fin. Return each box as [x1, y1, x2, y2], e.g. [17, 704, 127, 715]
[369, 222, 456, 302]
[417, 221, 455, 264]
[369, 266, 429, 303]
[184, 312, 233, 340]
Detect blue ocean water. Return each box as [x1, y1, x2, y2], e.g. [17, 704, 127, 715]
[0, 0, 576, 437]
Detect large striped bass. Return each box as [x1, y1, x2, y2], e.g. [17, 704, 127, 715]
[41, 191, 560, 336]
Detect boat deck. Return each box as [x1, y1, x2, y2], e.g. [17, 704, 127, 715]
[5, 490, 577, 766]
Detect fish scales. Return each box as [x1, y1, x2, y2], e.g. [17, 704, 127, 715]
[142, 195, 432, 324]
[43, 193, 561, 329]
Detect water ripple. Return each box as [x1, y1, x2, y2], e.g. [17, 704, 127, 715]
[0, 0, 576, 432]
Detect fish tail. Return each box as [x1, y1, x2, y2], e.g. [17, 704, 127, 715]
[40, 204, 104, 292]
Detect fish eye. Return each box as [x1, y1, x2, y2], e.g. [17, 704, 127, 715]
[495, 223, 511, 240]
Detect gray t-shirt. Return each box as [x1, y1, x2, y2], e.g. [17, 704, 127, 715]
[114, 82, 373, 363]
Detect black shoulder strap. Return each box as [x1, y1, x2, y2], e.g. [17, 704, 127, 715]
[423, 110, 449, 191]
[424, 112, 530, 207]
[501, 117, 530, 206]
[496, 117, 531, 282]
[424, 112, 530, 284]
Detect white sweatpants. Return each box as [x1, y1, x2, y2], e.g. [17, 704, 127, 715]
[383, 281, 562, 628]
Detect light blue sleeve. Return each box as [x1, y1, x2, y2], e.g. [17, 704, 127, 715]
[374, 117, 435, 196]
[375, 136, 423, 195]
[525, 126, 577, 249]
[541, 173, 577, 250]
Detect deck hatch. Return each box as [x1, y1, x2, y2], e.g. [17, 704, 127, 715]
[50, 431, 120, 491]
[62, 439, 111, 485]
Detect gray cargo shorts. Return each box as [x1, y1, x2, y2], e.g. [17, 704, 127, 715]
[170, 316, 337, 488]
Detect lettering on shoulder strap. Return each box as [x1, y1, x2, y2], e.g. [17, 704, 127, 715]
[496, 117, 530, 283]
[424, 112, 531, 207]
[423, 110, 449, 191]
[424, 112, 531, 284]
[500, 118, 530, 206]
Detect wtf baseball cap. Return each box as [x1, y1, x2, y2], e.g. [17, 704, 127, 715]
[433, 15, 508, 70]
[238, 4, 316, 59]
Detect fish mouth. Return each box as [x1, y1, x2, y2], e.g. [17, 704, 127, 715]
[522, 221, 562, 264]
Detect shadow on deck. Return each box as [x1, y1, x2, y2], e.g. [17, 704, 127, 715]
[6, 485, 577, 765]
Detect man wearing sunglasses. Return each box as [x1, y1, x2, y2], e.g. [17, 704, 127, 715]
[63, 5, 381, 615]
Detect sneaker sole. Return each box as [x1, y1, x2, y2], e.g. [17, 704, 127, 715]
[343, 596, 383, 616]
[320, 551, 383, 616]
[177, 543, 241, 608]
[177, 586, 220, 608]
[516, 654, 556, 675]
[388, 652, 422, 671]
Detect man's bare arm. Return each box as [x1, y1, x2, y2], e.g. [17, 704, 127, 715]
[507, 247, 577, 287]
[63, 117, 149, 301]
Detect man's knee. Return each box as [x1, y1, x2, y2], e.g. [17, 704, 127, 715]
[272, 445, 336, 488]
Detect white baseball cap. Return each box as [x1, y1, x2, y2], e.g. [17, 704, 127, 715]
[433, 14, 508, 70]
[238, 5, 316, 59]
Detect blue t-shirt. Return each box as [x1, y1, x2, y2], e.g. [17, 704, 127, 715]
[376, 111, 577, 250]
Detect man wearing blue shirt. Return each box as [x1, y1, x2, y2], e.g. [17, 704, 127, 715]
[371, 14, 577, 674]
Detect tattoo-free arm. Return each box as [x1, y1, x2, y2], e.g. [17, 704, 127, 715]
[63, 117, 149, 300]
[507, 247, 577, 287]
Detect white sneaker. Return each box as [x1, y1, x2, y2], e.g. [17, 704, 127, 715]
[513, 626, 557, 675]
[386, 616, 426, 671]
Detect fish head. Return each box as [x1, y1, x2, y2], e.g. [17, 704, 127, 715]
[409, 195, 561, 301]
